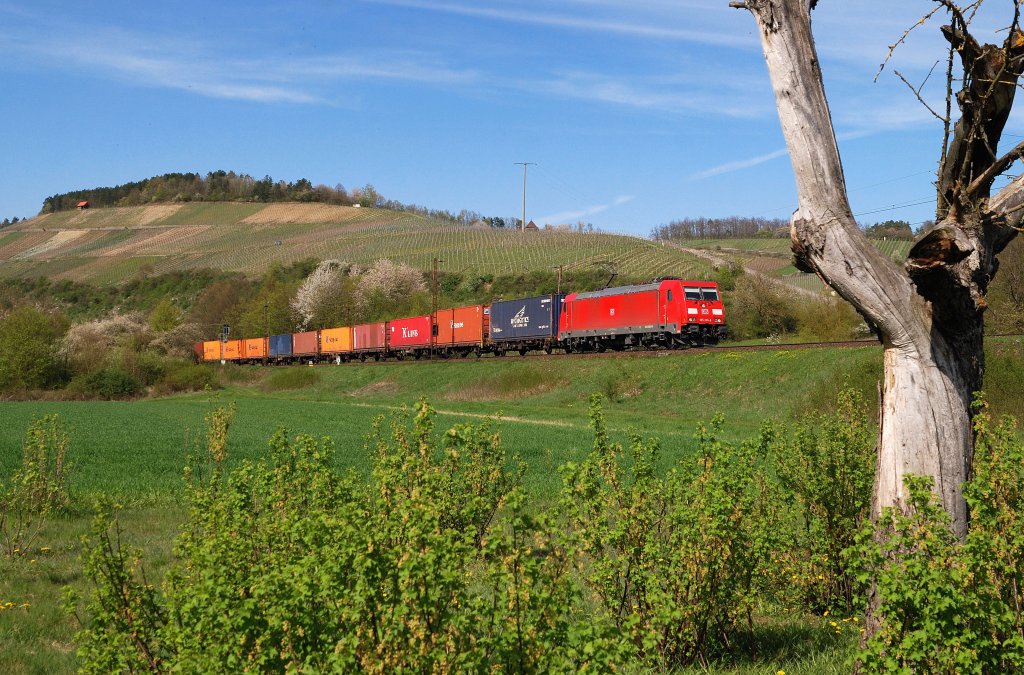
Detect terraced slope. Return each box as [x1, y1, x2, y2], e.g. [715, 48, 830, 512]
[676, 236, 912, 294]
[2, 204, 712, 285]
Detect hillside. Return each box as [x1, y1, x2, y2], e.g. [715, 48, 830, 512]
[669, 236, 914, 295]
[0, 203, 712, 285]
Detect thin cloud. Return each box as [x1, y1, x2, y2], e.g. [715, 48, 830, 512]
[527, 71, 772, 118]
[690, 148, 790, 180]
[356, 0, 753, 48]
[0, 21, 478, 104]
[538, 195, 634, 224]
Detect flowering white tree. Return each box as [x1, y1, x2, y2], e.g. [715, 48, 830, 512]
[291, 260, 348, 329]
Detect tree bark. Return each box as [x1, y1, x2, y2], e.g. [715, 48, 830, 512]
[733, 0, 1006, 539]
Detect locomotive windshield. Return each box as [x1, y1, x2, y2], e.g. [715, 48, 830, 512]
[684, 287, 702, 301]
[700, 288, 719, 302]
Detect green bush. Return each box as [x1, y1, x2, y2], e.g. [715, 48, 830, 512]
[1, 415, 71, 557]
[154, 362, 219, 395]
[69, 401, 624, 671]
[0, 306, 69, 392]
[769, 386, 875, 614]
[558, 394, 781, 667]
[851, 398, 1024, 672]
[83, 368, 141, 400]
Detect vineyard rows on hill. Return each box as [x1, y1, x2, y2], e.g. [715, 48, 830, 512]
[0, 204, 713, 284]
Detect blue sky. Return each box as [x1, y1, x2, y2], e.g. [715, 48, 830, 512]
[2, 0, 1019, 236]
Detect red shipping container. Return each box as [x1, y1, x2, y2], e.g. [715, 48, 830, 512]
[389, 315, 431, 349]
[436, 305, 487, 347]
[243, 338, 267, 360]
[293, 331, 319, 357]
[223, 339, 243, 360]
[353, 322, 387, 352]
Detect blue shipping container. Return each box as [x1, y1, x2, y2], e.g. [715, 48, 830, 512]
[269, 333, 293, 357]
[489, 294, 564, 341]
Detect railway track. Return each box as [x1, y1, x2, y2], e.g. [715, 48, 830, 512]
[289, 337, 884, 368]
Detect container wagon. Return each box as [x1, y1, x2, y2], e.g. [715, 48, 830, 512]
[434, 304, 488, 357]
[320, 327, 354, 362]
[201, 341, 222, 362]
[559, 280, 725, 351]
[292, 331, 319, 362]
[353, 322, 387, 360]
[269, 333, 293, 362]
[489, 294, 564, 355]
[243, 337, 267, 362]
[389, 315, 432, 359]
[222, 339, 243, 361]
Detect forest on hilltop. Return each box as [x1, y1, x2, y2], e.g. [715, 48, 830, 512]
[39, 170, 494, 225]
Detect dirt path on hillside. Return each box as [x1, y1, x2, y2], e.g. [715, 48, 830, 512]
[663, 240, 824, 298]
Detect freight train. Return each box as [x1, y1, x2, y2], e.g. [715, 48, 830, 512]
[194, 278, 726, 364]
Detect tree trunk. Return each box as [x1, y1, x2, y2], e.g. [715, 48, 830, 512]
[734, 0, 986, 539]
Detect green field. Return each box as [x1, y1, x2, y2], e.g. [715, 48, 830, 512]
[1, 203, 714, 285]
[0, 347, 886, 500]
[4, 341, 1024, 673]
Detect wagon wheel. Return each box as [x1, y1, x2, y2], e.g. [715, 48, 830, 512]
[519, 348, 528, 356]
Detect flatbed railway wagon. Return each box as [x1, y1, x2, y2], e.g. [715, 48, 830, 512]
[242, 337, 268, 363]
[269, 333, 294, 363]
[489, 294, 564, 356]
[353, 322, 387, 361]
[222, 339, 243, 361]
[434, 304, 488, 357]
[200, 340, 221, 362]
[559, 279, 726, 351]
[293, 331, 320, 363]
[320, 326, 354, 363]
[389, 315, 432, 359]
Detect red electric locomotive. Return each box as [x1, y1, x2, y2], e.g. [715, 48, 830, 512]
[558, 279, 726, 351]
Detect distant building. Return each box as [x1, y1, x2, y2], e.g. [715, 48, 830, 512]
[525, 220, 539, 231]
[76, 200, 90, 210]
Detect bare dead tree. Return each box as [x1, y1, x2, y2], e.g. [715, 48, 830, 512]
[730, 0, 1024, 554]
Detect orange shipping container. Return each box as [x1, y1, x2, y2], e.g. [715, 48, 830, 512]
[223, 339, 242, 360]
[436, 305, 487, 347]
[243, 338, 267, 360]
[202, 341, 222, 361]
[320, 327, 353, 354]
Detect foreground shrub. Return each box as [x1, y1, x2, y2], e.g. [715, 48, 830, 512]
[70, 401, 624, 671]
[769, 386, 875, 614]
[81, 367, 141, 400]
[851, 398, 1024, 672]
[153, 362, 218, 395]
[0, 306, 69, 392]
[559, 394, 781, 668]
[1, 415, 71, 557]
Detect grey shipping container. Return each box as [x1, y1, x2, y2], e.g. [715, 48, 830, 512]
[489, 294, 564, 341]
[269, 333, 293, 357]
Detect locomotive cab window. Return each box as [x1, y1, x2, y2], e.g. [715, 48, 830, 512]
[666, 290, 673, 302]
[700, 288, 719, 302]
[684, 287, 702, 301]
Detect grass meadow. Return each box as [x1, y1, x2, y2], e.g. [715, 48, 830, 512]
[3, 341, 1024, 673]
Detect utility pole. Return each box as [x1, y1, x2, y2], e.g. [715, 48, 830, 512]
[514, 161, 536, 232]
[554, 265, 563, 294]
[431, 257, 444, 357]
[263, 302, 269, 365]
